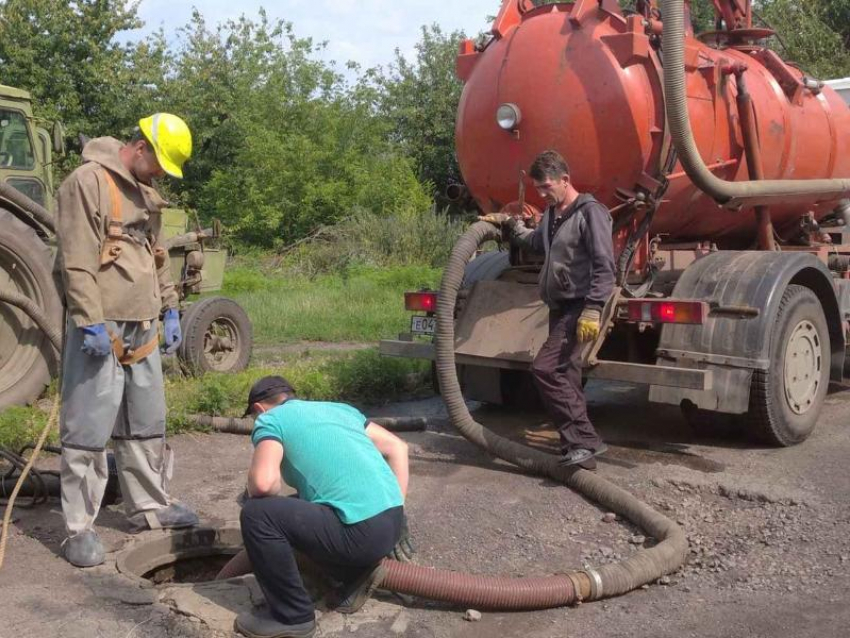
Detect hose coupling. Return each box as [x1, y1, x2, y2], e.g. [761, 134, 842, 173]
[581, 568, 604, 601]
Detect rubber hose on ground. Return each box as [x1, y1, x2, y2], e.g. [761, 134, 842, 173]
[661, 0, 850, 207]
[0, 181, 55, 234]
[0, 289, 62, 353]
[187, 414, 428, 435]
[217, 223, 688, 609]
[429, 222, 688, 601]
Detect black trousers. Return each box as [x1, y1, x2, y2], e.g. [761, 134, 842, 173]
[240, 497, 403, 624]
[531, 301, 604, 455]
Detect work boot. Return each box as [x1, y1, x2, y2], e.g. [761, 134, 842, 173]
[62, 530, 105, 568]
[234, 608, 316, 638]
[127, 502, 199, 532]
[558, 443, 608, 468]
[326, 563, 387, 614]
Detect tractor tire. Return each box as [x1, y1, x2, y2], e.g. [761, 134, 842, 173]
[178, 296, 252, 374]
[0, 209, 61, 409]
[745, 285, 830, 446]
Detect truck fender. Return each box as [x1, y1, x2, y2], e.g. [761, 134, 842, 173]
[649, 251, 845, 413]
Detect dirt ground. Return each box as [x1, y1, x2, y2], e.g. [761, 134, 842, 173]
[2, 379, 850, 638]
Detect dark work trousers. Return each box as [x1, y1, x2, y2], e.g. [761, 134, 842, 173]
[531, 301, 605, 455]
[240, 497, 403, 624]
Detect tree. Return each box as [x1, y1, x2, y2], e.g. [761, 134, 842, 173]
[165, 11, 430, 247]
[0, 0, 166, 159]
[365, 25, 466, 207]
[754, 0, 850, 78]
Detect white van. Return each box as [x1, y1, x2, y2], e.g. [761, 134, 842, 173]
[825, 77, 850, 105]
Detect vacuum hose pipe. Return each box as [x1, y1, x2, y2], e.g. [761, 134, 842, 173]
[217, 222, 688, 608]
[661, 0, 850, 208]
[0, 181, 56, 234]
[0, 289, 62, 353]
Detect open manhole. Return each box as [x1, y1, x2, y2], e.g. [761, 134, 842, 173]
[117, 526, 243, 586]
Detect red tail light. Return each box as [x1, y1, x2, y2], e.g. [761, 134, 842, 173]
[627, 299, 707, 324]
[405, 291, 438, 313]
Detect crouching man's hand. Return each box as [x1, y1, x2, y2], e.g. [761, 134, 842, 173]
[388, 511, 416, 563]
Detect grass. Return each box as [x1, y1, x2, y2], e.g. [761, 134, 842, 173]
[221, 262, 442, 345]
[0, 348, 432, 450]
[166, 348, 431, 428]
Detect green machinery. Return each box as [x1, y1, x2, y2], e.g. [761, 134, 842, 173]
[0, 82, 252, 411]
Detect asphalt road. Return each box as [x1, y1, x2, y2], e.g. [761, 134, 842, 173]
[2, 380, 849, 637]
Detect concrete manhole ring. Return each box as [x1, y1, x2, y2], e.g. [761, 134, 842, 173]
[116, 525, 244, 587]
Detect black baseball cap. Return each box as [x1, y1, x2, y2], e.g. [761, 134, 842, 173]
[244, 375, 295, 417]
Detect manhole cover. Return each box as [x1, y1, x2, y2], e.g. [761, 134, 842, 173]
[117, 526, 243, 586]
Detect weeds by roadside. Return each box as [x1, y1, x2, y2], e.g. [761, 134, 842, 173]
[222, 262, 441, 345]
[0, 349, 432, 450]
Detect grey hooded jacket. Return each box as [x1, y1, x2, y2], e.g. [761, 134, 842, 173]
[509, 194, 615, 309]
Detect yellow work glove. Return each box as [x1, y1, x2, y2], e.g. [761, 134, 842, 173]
[577, 307, 602, 342]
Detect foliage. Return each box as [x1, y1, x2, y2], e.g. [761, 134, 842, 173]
[818, 0, 850, 49]
[281, 206, 469, 276]
[755, 0, 850, 78]
[0, 0, 166, 170]
[165, 348, 431, 425]
[0, 349, 430, 448]
[364, 25, 467, 208]
[0, 405, 54, 453]
[165, 11, 431, 246]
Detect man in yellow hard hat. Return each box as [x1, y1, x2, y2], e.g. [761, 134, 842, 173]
[54, 113, 199, 567]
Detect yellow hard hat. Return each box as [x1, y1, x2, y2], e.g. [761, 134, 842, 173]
[138, 113, 192, 179]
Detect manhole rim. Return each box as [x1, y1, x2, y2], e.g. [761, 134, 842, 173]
[116, 525, 244, 588]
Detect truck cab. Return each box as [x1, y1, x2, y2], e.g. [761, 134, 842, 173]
[0, 83, 62, 215]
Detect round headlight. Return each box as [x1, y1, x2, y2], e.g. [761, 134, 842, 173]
[496, 103, 521, 130]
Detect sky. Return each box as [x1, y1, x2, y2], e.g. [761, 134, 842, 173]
[123, 0, 500, 73]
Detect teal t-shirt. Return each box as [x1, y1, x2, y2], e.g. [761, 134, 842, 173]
[251, 399, 403, 524]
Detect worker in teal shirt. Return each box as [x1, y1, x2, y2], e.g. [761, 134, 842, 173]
[235, 376, 410, 638]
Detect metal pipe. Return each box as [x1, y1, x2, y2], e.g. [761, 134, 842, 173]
[661, 0, 850, 208]
[187, 414, 429, 435]
[734, 70, 777, 250]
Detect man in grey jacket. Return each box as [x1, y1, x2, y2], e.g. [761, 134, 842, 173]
[484, 150, 615, 467]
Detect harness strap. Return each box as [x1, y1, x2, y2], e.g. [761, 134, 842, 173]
[108, 331, 159, 365]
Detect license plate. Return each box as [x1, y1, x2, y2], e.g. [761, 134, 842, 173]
[410, 315, 436, 335]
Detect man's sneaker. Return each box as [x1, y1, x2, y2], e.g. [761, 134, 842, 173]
[326, 563, 387, 614]
[127, 502, 199, 532]
[558, 443, 609, 467]
[62, 530, 105, 568]
[234, 608, 316, 638]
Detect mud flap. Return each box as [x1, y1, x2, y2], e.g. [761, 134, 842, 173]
[647, 251, 844, 413]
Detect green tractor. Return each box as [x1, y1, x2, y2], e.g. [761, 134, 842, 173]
[0, 83, 252, 411]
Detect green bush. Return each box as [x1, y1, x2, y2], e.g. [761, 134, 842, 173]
[0, 405, 55, 453]
[283, 206, 469, 277]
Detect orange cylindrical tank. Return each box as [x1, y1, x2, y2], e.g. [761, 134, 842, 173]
[455, 1, 850, 245]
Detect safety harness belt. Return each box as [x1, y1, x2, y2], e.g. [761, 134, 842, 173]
[100, 169, 161, 366]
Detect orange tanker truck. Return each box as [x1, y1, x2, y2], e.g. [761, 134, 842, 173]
[381, 0, 850, 446]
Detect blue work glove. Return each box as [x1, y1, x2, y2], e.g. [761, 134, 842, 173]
[163, 308, 182, 354]
[80, 323, 112, 356]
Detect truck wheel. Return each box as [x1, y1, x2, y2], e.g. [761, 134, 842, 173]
[0, 209, 61, 409]
[746, 285, 829, 446]
[178, 296, 252, 374]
